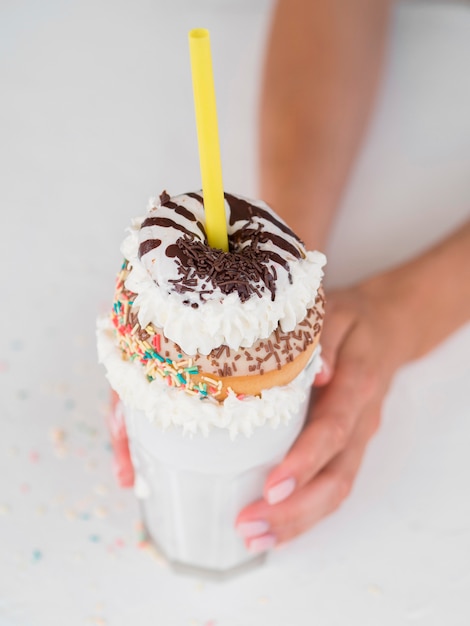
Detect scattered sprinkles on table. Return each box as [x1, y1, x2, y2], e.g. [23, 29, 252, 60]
[29, 450, 40, 464]
[32, 549, 43, 562]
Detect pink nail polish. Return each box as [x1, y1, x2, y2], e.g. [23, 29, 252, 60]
[236, 520, 270, 538]
[266, 477, 296, 505]
[247, 534, 276, 554]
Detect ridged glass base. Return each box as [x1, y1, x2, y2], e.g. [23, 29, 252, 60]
[124, 394, 311, 580]
[141, 515, 266, 581]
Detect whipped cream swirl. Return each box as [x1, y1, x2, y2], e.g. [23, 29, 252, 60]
[97, 316, 322, 438]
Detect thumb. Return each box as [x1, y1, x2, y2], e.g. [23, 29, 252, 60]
[314, 301, 352, 387]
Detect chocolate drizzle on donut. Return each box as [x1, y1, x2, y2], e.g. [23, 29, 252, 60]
[164, 201, 197, 222]
[159, 190, 171, 205]
[139, 191, 308, 300]
[230, 223, 296, 281]
[186, 192, 204, 204]
[138, 238, 162, 257]
[225, 193, 302, 244]
[141, 216, 195, 238]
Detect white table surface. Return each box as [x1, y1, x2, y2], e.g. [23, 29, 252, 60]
[1, 1, 470, 625]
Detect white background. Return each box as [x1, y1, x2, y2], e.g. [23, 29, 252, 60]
[1, 1, 470, 625]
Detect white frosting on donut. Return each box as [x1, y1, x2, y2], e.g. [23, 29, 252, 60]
[122, 192, 326, 355]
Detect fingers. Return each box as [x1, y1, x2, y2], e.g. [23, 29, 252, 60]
[107, 391, 135, 488]
[265, 342, 377, 501]
[235, 287, 388, 551]
[236, 403, 381, 549]
[272, 402, 380, 545]
[313, 297, 353, 387]
[312, 359, 331, 387]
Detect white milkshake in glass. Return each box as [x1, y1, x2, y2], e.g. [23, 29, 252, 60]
[97, 191, 326, 578]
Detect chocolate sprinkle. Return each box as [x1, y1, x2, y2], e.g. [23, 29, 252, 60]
[170, 233, 278, 303]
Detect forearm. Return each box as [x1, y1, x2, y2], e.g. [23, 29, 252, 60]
[259, 0, 392, 250]
[364, 220, 470, 364]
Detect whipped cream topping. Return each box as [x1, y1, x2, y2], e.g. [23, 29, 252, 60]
[97, 317, 322, 439]
[122, 192, 326, 355]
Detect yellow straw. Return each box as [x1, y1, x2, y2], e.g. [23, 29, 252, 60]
[189, 28, 228, 252]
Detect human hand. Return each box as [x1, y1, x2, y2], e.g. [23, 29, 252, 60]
[236, 273, 415, 552]
[107, 390, 135, 488]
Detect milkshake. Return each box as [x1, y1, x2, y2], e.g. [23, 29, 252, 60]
[97, 190, 326, 577]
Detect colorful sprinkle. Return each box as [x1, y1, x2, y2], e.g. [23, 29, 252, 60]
[32, 550, 43, 562]
[29, 451, 40, 463]
[110, 264, 214, 399]
[93, 484, 108, 496]
[94, 506, 108, 519]
[152, 334, 161, 352]
[65, 509, 77, 520]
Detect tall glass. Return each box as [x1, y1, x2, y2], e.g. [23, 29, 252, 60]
[123, 386, 311, 580]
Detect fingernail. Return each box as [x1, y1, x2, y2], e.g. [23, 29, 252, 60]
[266, 477, 296, 505]
[247, 534, 276, 553]
[236, 520, 270, 538]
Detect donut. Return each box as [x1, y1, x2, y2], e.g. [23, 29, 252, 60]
[111, 264, 325, 401]
[121, 191, 326, 356]
[108, 190, 326, 403]
[137, 190, 305, 306]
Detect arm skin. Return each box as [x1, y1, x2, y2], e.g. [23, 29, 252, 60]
[236, 0, 470, 551]
[259, 0, 393, 250]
